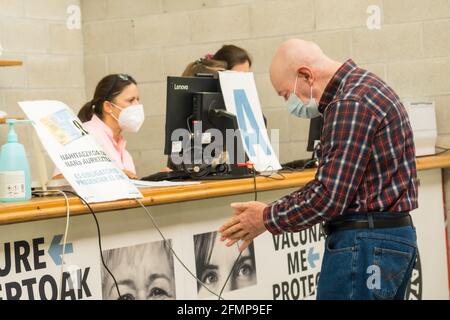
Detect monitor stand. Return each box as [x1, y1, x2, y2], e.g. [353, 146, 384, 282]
[191, 164, 251, 180]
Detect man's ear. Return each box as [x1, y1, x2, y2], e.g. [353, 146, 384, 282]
[297, 66, 314, 85]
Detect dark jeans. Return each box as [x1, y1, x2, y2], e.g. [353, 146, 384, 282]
[317, 213, 417, 300]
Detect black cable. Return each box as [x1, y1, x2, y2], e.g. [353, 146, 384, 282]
[280, 166, 305, 173]
[167, 161, 257, 299]
[62, 191, 122, 299]
[282, 142, 321, 172]
[434, 146, 450, 156]
[421, 149, 445, 157]
[280, 166, 295, 172]
[181, 160, 210, 179]
[263, 172, 287, 180]
[257, 164, 287, 180]
[251, 166, 318, 300]
[304, 143, 321, 170]
[302, 158, 318, 169]
[136, 200, 224, 299]
[216, 162, 317, 300]
[218, 164, 257, 300]
[217, 163, 318, 301]
[252, 166, 257, 202]
[218, 247, 242, 299]
[186, 115, 193, 134]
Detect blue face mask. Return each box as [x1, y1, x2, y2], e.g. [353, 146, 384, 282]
[286, 75, 320, 119]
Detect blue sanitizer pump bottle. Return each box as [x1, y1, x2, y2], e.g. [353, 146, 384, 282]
[0, 120, 33, 202]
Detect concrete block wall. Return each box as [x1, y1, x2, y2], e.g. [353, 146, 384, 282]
[0, 0, 86, 183]
[79, 0, 450, 170]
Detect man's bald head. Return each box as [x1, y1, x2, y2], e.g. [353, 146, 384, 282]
[270, 39, 328, 75]
[269, 39, 342, 102]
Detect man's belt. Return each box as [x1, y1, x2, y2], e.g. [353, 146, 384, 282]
[323, 212, 412, 236]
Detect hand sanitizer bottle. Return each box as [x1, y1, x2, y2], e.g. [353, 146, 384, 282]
[0, 120, 33, 202]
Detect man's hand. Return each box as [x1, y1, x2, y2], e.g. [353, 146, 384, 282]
[218, 201, 268, 252]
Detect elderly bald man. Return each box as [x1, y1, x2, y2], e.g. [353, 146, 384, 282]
[219, 39, 418, 300]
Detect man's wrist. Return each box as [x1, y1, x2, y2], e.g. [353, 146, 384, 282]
[263, 204, 284, 235]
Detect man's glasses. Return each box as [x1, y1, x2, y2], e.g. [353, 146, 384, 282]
[104, 74, 131, 101]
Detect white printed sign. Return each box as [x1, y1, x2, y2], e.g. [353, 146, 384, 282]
[19, 100, 142, 203]
[0, 216, 101, 300]
[219, 72, 281, 173]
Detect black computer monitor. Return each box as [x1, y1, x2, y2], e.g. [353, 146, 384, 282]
[307, 117, 323, 152]
[164, 75, 249, 178]
[164, 75, 220, 155]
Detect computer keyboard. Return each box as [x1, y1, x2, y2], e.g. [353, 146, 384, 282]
[140, 170, 191, 182]
[141, 169, 255, 181]
[282, 158, 318, 170]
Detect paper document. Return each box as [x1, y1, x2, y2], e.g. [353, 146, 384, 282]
[131, 180, 202, 188]
[19, 100, 142, 203]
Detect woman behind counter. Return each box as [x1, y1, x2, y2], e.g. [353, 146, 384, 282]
[54, 74, 144, 180]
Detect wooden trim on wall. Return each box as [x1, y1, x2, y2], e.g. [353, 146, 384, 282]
[0, 60, 23, 67]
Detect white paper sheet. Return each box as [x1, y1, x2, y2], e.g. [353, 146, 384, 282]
[19, 100, 142, 203]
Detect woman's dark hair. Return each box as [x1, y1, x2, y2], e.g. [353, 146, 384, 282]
[194, 232, 217, 291]
[182, 58, 228, 77]
[213, 45, 252, 70]
[78, 74, 137, 122]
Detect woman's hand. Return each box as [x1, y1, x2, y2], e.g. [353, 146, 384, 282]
[123, 170, 138, 180]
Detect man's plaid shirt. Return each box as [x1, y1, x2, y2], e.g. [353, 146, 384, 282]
[264, 59, 418, 234]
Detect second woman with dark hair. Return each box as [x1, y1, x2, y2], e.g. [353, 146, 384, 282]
[54, 74, 144, 180]
[213, 45, 252, 72]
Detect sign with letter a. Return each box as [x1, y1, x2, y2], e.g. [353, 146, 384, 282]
[219, 72, 281, 173]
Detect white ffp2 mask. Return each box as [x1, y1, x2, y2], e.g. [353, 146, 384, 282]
[110, 103, 145, 133]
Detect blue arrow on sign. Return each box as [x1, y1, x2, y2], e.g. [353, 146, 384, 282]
[308, 247, 320, 268]
[48, 234, 73, 266]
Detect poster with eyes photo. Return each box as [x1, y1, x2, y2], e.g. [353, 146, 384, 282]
[101, 240, 176, 300]
[194, 231, 257, 298]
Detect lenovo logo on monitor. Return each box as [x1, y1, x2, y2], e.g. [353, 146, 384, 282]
[174, 84, 189, 91]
